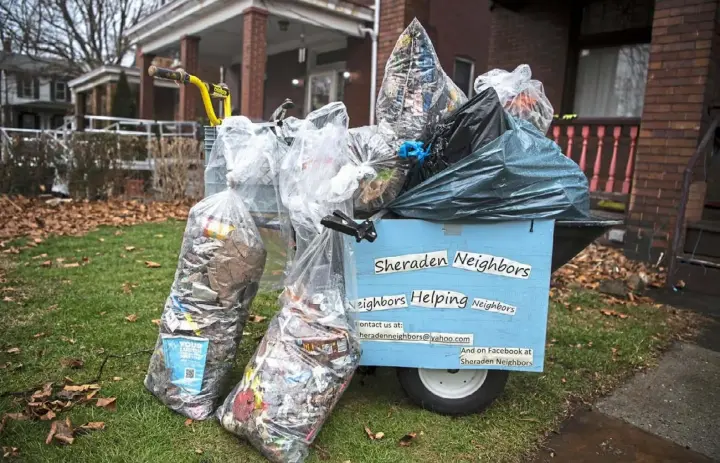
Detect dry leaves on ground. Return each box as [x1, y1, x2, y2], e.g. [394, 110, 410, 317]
[2, 446, 20, 458]
[125, 314, 138, 323]
[60, 358, 84, 369]
[144, 261, 161, 268]
[364, 426, 385, 440]
[248, 314, 267, 323]
[0, 196, 191, 242]
[96, 397, 117, 411]
[399, 432, 417, 447]
[6, 347, 20, 354]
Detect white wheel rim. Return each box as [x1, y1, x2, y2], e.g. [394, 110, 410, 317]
[417, 368, 488, 399]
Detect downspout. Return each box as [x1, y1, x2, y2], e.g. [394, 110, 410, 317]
[359, 0, 380, 125]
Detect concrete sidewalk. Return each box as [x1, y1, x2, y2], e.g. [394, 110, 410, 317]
[534, 297, 720, 463]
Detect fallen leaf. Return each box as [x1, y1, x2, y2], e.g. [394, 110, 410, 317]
[63, 384, 100, 392]
[46, 418, 75, 445]
[195, 449, 203, 455]
[184, 418, 193, 426]
[32, 253, 48, 259]
[60, 336, 76, 344]
[31, 383, 54, 400]
[561, 378, 567, 383]
[98, 238, 105, 242]
[374, 431, 385, 440]
[5, 347, 20, 354]
[601, 309, 615, 316]
[122, 282, 132, 294]
[114, 231, 124, 236]
[62, 262, 80, 268]
[78, 421, 105, 432]
[60, 358, 84, 369]
[112, 377, 122, 381]
[2, 446, 20, 458]
[32, 332, 47, 339]
[618, 313, 629, 319]
[99, 311, 106, 316]
[399, 432, 417, 447]
[47, 304, 59, 311]
[248, 314, 267, 323]
[364, 426, 375, 440]
[55, 257, 65, 263]
[96, 397, 117, 411]
[63, 376, 74, 384]
[151, 319, 161, 326]
[40, 410, 57, 421]
[86, 390, 98, 400]
[154, 234, 164, 238]
[125, 246, 136, 252]
[125, 314, 138, 322]
[144, 261, 161, 268]
[3, 413, 29, 423]
[41, 260, 52, 267]
[3, 296, 14, 302]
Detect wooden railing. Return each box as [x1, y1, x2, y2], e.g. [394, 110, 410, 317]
[550, 118, 640, 196]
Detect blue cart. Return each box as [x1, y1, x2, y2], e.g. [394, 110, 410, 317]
[199, 99, 620, 416]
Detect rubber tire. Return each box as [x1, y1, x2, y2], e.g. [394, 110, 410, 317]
[397, 368, 510, 416]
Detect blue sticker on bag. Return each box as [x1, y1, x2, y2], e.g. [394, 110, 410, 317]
[161, 335, 209, 396]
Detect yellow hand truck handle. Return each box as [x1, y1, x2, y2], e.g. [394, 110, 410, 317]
[148, 65, 232, 126]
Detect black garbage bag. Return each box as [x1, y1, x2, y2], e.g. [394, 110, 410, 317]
[403, 87, 509, 190]
[388, 116, 590, 221]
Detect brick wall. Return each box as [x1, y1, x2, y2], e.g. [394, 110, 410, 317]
[241, 7, 268, 120]
[625, 0, 720, 263]
[487, 2, 572, 111]
[179, 36, 200, 121]
[263, 50, 306, 120]
[345, 36, 372, 127]
[429, 0, 490, 79]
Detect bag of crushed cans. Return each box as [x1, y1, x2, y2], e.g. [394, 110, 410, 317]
[217, 103, 361, 463]
[145, 116, 283, 420]
[376, 18, 467, 151]
[474, 64, 554, 134]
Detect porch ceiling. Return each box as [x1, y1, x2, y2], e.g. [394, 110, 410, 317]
[128, 0, 372, 56]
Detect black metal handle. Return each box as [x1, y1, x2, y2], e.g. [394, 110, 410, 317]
[148, 65, 188, 83]
[321, 210, 377, 243]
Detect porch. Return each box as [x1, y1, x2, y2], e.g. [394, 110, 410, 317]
[125, 0, 374, 126]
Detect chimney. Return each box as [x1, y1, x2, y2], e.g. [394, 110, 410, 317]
[2, 40, 10, 53]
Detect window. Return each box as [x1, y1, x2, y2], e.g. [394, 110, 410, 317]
[55, 81, 67, 101]
[304, 69, 347, 115]
[453, 58, 474, 97]
[573, 44, 650, 118]
[20, 113, 38, 129]
[17, 77, 34, 98]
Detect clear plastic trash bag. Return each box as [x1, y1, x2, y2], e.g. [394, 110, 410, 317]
[217, 103, 361, 463]
[338, 125, 408, 215]
[144, 188, 267, 420]
[204, 116, 293, 290]
[474, 64, 554, 134]
[376, 18, 467, 150]
[388, 116, 590, 221]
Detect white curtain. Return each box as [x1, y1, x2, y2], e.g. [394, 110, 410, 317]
[573, 44, 650, 118]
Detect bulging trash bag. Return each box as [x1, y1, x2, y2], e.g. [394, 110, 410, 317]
[474, 64, 554, 134]
[340, 125, 408, 215]
[146, 117, 281, 420]
[376, 18, 467, 150]
[205, 116, 293, 290]
[217, 103, 361, 463]
[388, 116, 590, 221]
[403, 87, 509, 190]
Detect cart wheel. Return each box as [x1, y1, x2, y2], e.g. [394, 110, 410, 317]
[397, 367, 509, 416]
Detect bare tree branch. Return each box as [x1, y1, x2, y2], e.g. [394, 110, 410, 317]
[0, 0, 154, 75]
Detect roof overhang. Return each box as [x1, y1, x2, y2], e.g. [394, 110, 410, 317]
[125, 0, 373, 55]
[68, 65, 179, 93]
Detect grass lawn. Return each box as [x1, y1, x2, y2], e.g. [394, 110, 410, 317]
[0, 221, 684, 462]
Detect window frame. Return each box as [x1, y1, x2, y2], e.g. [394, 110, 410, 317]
[561, 0, 653, 116]
[54, 81, 67, 101]
[452, 57, 475, 98]
[17, 77, 35, 99]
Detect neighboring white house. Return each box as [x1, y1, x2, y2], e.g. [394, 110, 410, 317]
[0, 47, 75, 131]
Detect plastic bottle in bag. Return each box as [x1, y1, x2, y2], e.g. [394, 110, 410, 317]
[217, 103, 361, 463]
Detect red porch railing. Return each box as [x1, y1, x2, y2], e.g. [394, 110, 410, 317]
[549, 118, 640, 196]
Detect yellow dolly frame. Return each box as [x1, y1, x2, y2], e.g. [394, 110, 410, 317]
[148, 65, 231, 126]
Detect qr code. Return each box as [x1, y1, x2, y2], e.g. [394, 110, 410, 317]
[184, 368, 195, 379]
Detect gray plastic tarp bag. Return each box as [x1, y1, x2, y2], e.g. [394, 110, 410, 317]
[388, 116, 590, 221]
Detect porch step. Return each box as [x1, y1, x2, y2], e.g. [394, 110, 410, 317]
[684, 220, 720, 258]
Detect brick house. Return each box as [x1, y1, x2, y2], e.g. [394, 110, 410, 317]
[73, 0, 719, 292]
[488, 0, 720, 294]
